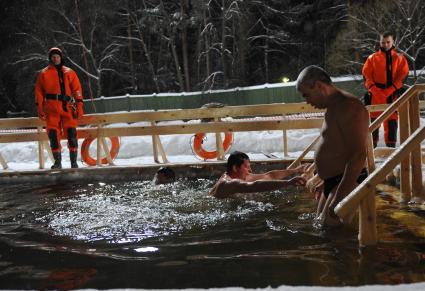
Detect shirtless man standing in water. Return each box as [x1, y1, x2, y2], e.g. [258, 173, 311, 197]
[209, 151, 307, 198]
[296, 66, 369, 226]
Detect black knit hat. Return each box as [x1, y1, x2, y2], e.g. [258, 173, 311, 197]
[48, 47, 62, 60]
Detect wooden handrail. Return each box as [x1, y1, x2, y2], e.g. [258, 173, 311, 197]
[369, 85, 415, 133]
[0, 118, 324, 143]
[334, 84, 425, 221]
[1, 100, 425, 130]
[287, 135, 320, 169]
[335, 125, 425, 220]
[0, 102, 322, 129]
[369, 84, 425, 133]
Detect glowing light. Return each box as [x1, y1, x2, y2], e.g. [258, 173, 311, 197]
[135, 247, 159, 253]
[282, 77, 290, 83]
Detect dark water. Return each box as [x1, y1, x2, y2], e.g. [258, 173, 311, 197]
[1, 180, 425, 289]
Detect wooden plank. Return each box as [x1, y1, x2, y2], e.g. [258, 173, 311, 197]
[76, 102, 323, 125]
[151, 122, 159, 163]
[37, 127, 45, 169]
[94, 119, 324, 137]
[398, 102, 411, 203]
[335, 126, 425, 220]
[155, 135, 169, 163]
[358, 190, 377, 246]
[0, 117, 44, 129]
[0, 153, 8, 169]
[409, 92, 423, 201]
[44, 141, 54, 162]
[152, 135, 159, 163]
[367, 134, 376, 173]
[0, 118, 324, 143]
[283, 129, 288, 157]
[0, 132, 48, 143]
[100, 137, 115, 165]
[215, 118, 225, 160]
[287, 135, 320, 169]
[96, 125, 102, 166]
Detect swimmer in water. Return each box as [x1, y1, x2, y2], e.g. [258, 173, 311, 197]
[153, 167, 176, 185]
[209, 151, 307, 198]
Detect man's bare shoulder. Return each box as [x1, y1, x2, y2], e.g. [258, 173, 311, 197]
[340, 92, 367, 113]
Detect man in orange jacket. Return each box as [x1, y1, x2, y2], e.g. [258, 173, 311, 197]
[35, 47, 84, 169]
[362, 31, 409, 148]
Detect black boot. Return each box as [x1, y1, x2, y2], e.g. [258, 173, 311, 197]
[70, 150, 79, 168]
[51, 152, 62, 169]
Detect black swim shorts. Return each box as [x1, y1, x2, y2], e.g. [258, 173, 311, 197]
[323, 168, 368, 198]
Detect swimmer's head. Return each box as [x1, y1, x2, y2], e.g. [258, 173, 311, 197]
[226, 151, 251, 180]
[153, 167, 176, 185]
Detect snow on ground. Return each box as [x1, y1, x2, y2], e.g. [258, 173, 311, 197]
[185, 282, 425, 291]
[0, 127, 320, 171]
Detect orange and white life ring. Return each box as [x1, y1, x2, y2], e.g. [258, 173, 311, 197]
[81, 137, 120, 166]
[193, 132, 233, 160]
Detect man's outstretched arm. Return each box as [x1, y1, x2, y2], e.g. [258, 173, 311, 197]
[247, 164, 310, 182]
[210, 177, 305, 199]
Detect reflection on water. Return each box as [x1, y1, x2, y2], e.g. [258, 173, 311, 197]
[37, 179, 277, 242]
[0, 180, 425, 289]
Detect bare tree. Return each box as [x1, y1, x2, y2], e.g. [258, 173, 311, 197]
[14, 0, 122, 98]
[328, 0, 425, 81]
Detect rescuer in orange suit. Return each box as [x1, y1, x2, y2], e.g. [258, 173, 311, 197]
[35, 47, 84, 169]
[362, 31, 409, 148]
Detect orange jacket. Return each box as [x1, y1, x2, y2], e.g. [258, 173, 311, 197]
[35, 64, 83, 116]
[362, 47, 409, 98]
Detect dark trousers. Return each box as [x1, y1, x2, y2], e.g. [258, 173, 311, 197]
[371, 117, 397, 148]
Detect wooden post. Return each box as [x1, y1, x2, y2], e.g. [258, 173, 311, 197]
[37, 126, 45, 169]
[96, 124, 102, 166]
[151, 121, 160, 163]
[43, 141, 54, 163]
[215, 118, 225, 160]
[282, 114, 288, 157]
[358, 189, 377, 246]
[100, 137, 114, 165]
[0, 153, 8, 169]
[366, 134, 376, 173]
[398, 102, 411, 203]
[155, 135, 169, 163]
[409, 91, 423, 202]
[282, 130, 288, 157]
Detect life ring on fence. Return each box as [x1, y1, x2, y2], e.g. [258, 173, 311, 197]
[193, 132, 233, 160]
[81, 137, 120, 166]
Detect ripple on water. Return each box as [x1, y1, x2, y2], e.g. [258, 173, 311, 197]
[35, 179, 285, 243]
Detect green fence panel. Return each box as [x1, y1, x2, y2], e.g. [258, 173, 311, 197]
[83, 77, 387, 113]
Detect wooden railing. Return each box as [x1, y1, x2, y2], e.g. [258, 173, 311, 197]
[0, 103, 324, 169]
[1, 91, 424, 171]
[334, 83, 425, 246]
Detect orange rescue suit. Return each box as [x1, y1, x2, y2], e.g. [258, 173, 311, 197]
[35, 64, 84, 152]
[362, 47, 408, 119]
